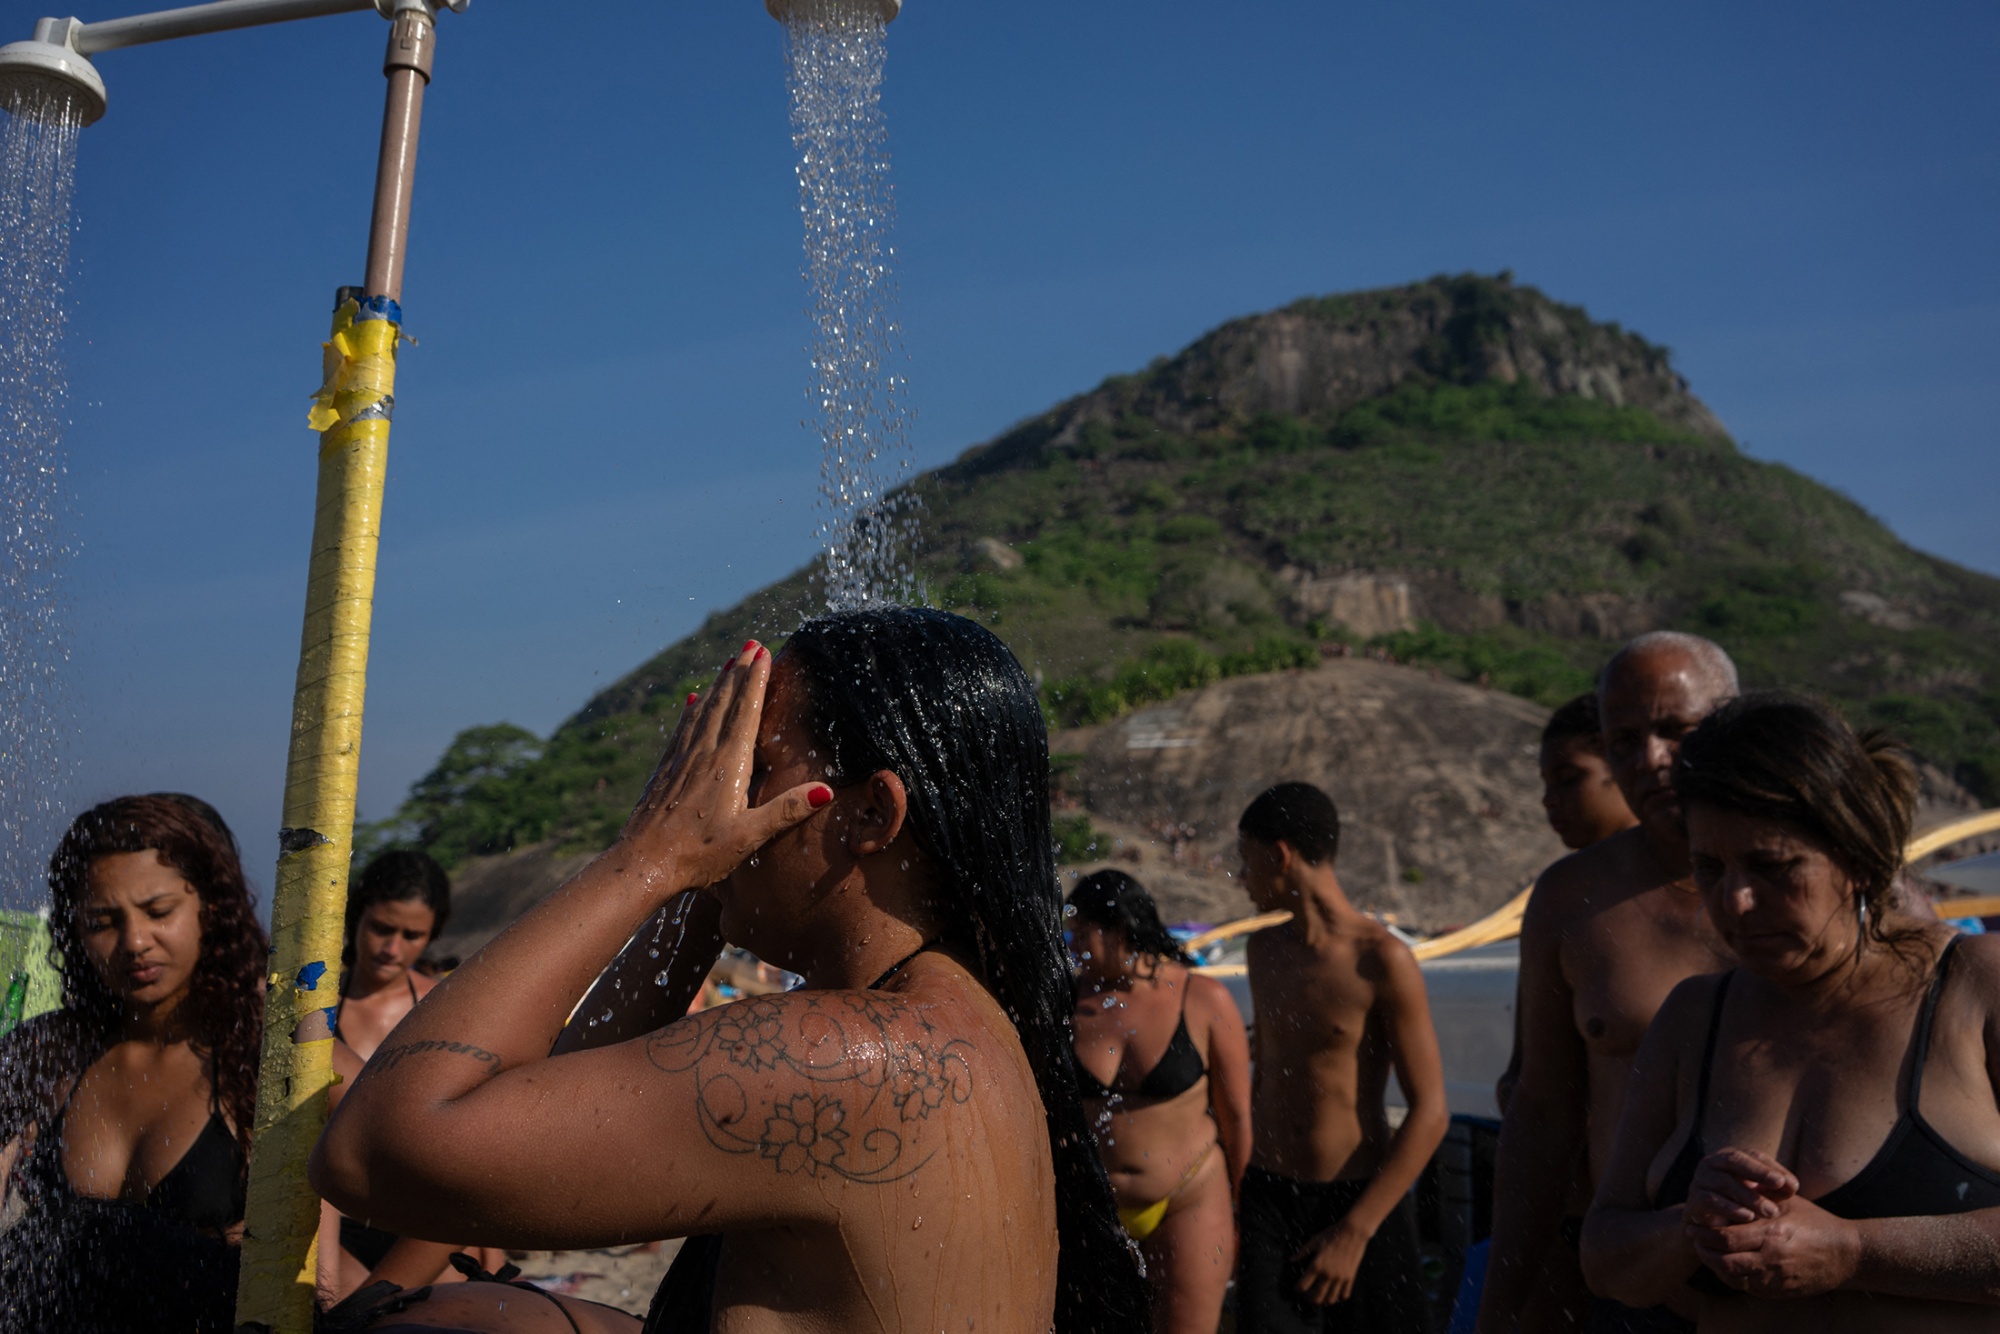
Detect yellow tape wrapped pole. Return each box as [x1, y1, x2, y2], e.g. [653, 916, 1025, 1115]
[235, 6, 437, 1331]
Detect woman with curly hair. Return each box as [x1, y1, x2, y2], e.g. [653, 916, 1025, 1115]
[0, 793, 267, 1333]
[314, 611, 1151, 1332]
[1069, 869, 1251, 1333]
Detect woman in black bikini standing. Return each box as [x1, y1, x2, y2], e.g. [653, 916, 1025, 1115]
[320, 850, 504, 1300]
[1070, 870, 1251, 1334]
[0, 794, 265, 1333]
[1583, 693, 2000, 1332]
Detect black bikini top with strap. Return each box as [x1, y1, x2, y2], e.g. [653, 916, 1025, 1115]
[29, 1074, 246, 1233]
[1655, 935, 2000, 1221]
[1073, 983, 1207, 1101]
[0, 1071, 247, 1331]
[331, 971, 421, 1050]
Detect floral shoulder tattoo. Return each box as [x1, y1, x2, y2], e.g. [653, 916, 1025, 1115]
[646, 991, 974, 1184]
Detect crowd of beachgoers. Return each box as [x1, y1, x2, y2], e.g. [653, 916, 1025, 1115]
[0, 609, 1994, 1334]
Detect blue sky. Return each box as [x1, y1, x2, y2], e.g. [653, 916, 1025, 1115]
[25, 0, 1999, 904]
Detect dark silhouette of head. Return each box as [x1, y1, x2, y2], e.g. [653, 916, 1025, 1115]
[1541, 692, 1605, 752]
[1066, 869, 1193, 965]
[1239, 780, 1342, 865]
[785, 606, 1149, 1331]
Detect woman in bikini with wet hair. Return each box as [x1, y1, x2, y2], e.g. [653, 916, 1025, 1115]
[319, 849, 505, 1301]
[1584, 693, 2000, 1332]
[1069, 870, 1251, 1333]
[313, 611, 1150, 1332]
[0, 794, 266, 1333]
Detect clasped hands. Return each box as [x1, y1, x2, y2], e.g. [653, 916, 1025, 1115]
[1683, 1147, 1862, 1299]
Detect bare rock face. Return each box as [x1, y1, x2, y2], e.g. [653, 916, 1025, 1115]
[1063, 657, 1565, 932]
[431, 842, 596, 962]
[949, 273, 1729, 482]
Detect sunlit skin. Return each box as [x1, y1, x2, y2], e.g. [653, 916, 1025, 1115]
[1582, 806, 2000, 1332]
[314, 642, 1062, 1332]
[321, 896, 490, 1301]
[43, 853, 235, 1223]
[1237, 832, 1449, 1308]
[1480, 643, 1737, 1334]
[1071, 918, 1251, 1334]
[1540, 736, 1638, 852]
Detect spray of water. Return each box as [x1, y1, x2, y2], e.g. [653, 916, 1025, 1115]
[783, 1, 920, 612]
[0, 96, 80, 911]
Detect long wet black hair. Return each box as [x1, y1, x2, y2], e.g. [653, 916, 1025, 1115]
[786, 607, 1150, 1332]
[1067, 869, 1194, 966]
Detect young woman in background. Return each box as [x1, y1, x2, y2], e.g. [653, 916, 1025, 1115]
[1070, 869, 1251, 1333]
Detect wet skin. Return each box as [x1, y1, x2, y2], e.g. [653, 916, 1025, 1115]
[1480, 646, 1737, 1333]
[1071, 924, 1251, 1334]
[1584, 807, 2000, 1331]
[1238, 834, 1449, 1306]
[314, 644, 1060, 1333]
[322, 899, 500, 1300]
[10, 853, 238, 1230]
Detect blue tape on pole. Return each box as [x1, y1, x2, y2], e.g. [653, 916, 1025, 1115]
[353, 294, 403, 325]
[296, 960, 329, 991]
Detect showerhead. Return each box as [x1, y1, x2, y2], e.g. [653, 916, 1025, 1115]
[766, 0, 901, 23]
[0, 19, 107, 125]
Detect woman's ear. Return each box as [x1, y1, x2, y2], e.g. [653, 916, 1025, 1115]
[846, 770, 910, 857]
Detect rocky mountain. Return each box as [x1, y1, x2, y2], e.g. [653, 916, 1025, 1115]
[368, 273, 2000, 930]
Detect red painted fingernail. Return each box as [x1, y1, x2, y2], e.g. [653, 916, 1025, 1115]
[742, 639, 758, 655]
[686, 693, 698, 706]
[755, 645, 769, 661]
[721, 659, 732, 672]
[807, 785, 833, 809]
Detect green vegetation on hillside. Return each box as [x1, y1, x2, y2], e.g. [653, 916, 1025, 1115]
[363, 277, 2000, 867]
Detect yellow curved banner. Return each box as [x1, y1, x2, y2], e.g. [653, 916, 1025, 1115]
[1192, 808, 1999, 974]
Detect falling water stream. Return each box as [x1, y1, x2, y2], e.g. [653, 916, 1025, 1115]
[782, 1, 919, 612]
[0, 95, 80, 914]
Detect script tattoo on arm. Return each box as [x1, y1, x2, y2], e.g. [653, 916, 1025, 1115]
[370, 1038, 504, 1078]
[645, 992, 974, 1184]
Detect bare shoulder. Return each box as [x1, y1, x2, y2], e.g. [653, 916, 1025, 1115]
[1355, 921, 1422, 986]
[641, 986, 984, 1183]
[1185, 970, 1245, 1030]
[1649, 968, 1730, 1051]
[1944, 931, 2000, 1000]
[1527, 832, 1639, 929]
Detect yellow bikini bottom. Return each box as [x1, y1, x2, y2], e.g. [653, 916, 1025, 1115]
[1116, 1140, 1217, 1241]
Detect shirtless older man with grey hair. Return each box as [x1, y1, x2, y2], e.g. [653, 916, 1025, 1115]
[1478, 633, 1739, 1334]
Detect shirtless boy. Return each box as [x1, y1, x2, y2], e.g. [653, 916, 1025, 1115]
[1236, 781, 1450, 1333]
[1478, 633, 1738, 1334]
[1495, 692, 1641, 1330]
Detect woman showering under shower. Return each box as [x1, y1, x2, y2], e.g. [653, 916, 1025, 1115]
[313, 609, 1151, 1332]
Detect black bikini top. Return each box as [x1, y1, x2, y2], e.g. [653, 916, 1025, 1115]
[33, 1082, 247, 1235]
[1073, 983, 1207, 1101]
[1655, 935, 2000, 1222]
[331, 971, 421, 1051]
